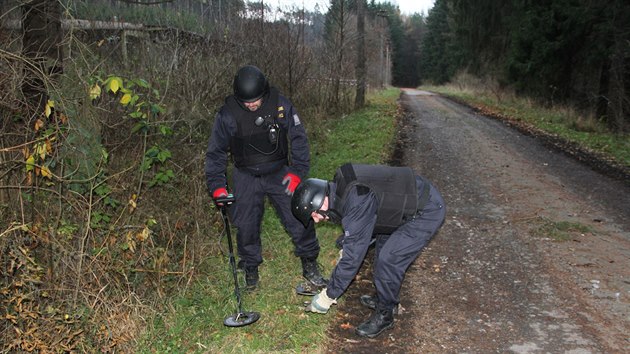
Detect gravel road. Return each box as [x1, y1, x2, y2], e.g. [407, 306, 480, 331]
[325, 89, 630, 353]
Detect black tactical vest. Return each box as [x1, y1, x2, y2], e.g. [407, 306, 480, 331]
[226, 87, 288, 168]
[333, 163, 418, 234]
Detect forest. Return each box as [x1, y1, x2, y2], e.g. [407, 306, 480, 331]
[420, 0, 630, 132]
[1, 0, 628, 351]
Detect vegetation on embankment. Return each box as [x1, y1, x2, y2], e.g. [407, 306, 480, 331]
[138, 88, 401, 353]
[422, 80, 630, 179]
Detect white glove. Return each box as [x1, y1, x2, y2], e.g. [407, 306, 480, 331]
[336, 249, 343, 265]
[305, 288, 336, 314]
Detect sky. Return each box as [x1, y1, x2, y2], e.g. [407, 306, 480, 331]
[270, 0, 435, 16]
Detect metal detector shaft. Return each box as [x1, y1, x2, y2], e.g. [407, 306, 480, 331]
[217, 196, 242, 312]
[216, 194, 260, 327]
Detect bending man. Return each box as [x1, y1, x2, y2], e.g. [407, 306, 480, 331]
[291, 163, 446, 338]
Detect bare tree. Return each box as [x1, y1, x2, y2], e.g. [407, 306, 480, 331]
[324, 0, 352, 109]
[354, 0, 366, 109]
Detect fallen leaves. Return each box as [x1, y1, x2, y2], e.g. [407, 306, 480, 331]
[340, 322, 353, 330]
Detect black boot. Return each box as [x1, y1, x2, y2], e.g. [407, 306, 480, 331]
[301, 257, 327, 288]
[359, 295, 399, 314]
[355, 306, 395, 338]
[244, 266, 258, 291]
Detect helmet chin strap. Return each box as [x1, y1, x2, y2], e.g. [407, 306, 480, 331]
[236, 96, 264, 111]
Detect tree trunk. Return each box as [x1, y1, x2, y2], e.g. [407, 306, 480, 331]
[606, 1, 630, 132]
[21, 0, 63, 117]
[332, 0, 346, 110]
[354, 0, 366, 109]
[596, 59, 610, 123]
[607, 34, 629, 132]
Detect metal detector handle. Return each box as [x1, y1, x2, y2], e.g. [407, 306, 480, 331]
[215, 194, 235, 205]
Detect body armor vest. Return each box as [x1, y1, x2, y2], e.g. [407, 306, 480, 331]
[226, 88, 288, 168]
[333, 163, 418, 234]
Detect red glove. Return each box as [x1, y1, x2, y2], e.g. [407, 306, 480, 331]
[212, 187, 228, 206]
[282, 173, 301, 196]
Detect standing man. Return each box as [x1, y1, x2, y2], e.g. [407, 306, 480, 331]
[291, 163, 446, 338]
[205, 65, 326, 291]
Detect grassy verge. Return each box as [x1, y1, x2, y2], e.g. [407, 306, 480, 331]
[138, 88, 401, 353]
[421, 85, 630, 170]
[530, 218, 593, 242]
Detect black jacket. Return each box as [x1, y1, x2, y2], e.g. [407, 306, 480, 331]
[204, 89, 310, 192]
[325, 175, 431, 300]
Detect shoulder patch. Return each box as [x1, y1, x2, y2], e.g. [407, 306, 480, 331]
[293, 114, 301, 126]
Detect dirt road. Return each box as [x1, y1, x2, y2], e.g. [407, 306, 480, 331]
[325, 89, 630, 353]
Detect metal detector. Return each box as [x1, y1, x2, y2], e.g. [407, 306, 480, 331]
[216, 195, 260, 327]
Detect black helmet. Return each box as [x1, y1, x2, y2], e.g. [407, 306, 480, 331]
[291, 178, 329, 226]
[233, 65, 269, 102]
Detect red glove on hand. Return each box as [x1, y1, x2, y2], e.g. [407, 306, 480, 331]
[212, 187, 229, 206]
[282, 173, 301, 196]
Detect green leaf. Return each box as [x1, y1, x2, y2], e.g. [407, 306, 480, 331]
[159, 125, 173, 136]
[157, 149, 171, 162]
[104, 196, 120, 208]
[94, 184, 111, 197]
[141, 158, 152, 171]
[146, 146, 160, 158]
[21, 192, 32, 202]
[58, 222, 78, 237]
[91, 212, 103, 224]
[135, 79, 150, 88]
[132, 121, 147, 133]
[151, 104, 164, 114]
[25, 155, 35, 171]
[101, 148, 109, 161]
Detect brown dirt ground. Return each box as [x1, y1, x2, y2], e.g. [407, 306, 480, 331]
[324, 89, 630, 353]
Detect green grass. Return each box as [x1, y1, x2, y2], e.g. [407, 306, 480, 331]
[530, 218, 593, 242]
[138, 88, 401, 353]
[421, 85, 630, 169]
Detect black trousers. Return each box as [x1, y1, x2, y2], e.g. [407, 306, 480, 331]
[230, 166, 319, 267]
[372, 182, 446, 309]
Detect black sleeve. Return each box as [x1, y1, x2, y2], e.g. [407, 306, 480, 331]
[204, 109, 234, 193]
[279, 96, 310, 178]
[326, 187, 378, 299]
